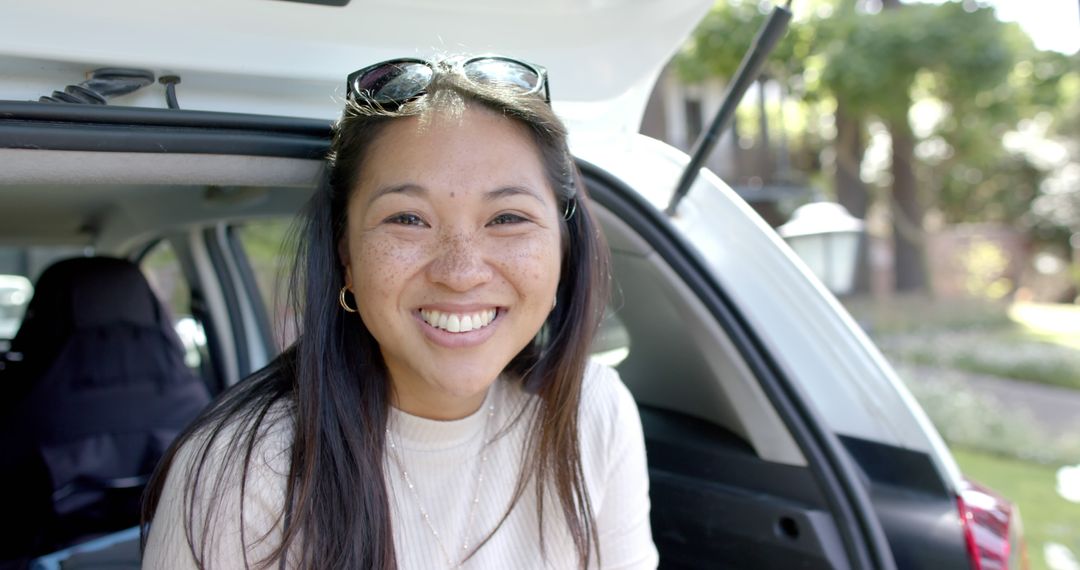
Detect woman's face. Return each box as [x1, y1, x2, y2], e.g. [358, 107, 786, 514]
[341, 106, 563, 420]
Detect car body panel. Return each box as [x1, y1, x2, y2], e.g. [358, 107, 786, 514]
[571, 132, 964, 491]
[2, 0, 712, 135]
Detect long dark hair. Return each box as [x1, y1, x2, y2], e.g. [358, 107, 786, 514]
[142, 62, 611, 569]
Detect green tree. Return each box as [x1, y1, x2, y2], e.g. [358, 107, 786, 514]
[674, 0, 1070, 293]
[1029, 55, 1080, 240]
[818, 1, 1015, 291]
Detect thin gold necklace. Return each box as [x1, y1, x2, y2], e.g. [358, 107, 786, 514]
[386, 403, 495, 569]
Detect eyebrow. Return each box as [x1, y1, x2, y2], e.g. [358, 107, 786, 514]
[484, 186, 547, 205]
[366, 183, 426, 207]
[367, 184, 547, 206]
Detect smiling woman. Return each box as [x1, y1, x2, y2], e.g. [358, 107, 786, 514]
[139, 56, 657, 570]
[345, 108, 565, 421]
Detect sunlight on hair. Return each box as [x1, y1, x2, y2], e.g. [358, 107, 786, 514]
[415, 81, 466, 129]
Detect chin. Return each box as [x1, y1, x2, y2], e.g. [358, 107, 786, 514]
[431, 368, 503, 399]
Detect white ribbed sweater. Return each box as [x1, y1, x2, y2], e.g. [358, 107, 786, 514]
[142, 361, 658, 569]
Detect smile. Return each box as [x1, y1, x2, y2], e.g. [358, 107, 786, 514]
[419, 308, 498, 333]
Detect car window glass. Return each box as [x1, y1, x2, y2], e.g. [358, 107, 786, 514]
[0, 274, 32, 350]
[594, 309, 631, 367]
[140, 240, 205, 371]
[234, 219, 296, 353]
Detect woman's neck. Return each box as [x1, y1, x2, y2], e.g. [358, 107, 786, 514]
[390, 385, 490, 421]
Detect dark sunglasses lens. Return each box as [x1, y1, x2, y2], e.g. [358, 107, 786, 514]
[353, 62, 433, 104]
[464, 59, 540, 93]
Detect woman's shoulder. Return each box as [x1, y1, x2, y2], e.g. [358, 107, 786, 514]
[501, 360, 633, 423]
[578, 360, 641, 448]
[157, 395, 295, 515]
[187, 398, 294, 477]
[144, 398, 295, 568]
[575, 360, 650, 518]
[580, 360, 635, 417]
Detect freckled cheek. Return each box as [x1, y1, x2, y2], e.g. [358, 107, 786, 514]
[354, 237, 429, 297]
[491, 235, 562, 296]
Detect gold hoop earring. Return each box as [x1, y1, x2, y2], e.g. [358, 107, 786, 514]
[562, 197, 577, 221]
[339, 286, 358, 313]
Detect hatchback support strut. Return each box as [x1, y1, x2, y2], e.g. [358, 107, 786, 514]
[665, 0, 793, 217]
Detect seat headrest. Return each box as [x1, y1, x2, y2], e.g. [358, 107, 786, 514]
[11, 257, 164, 354]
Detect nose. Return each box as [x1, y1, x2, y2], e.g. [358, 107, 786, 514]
[425, 230, 494, 292]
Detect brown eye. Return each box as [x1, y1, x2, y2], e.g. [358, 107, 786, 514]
[385, 213, 427, 227]
[489, 213, 527, 226]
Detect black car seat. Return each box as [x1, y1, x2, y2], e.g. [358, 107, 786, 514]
[0, 256, 211, 562]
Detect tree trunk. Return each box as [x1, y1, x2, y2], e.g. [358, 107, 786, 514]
[889, 118, 928, 292]
[881, 0, 928, 293]
[834, 100, 872, 295]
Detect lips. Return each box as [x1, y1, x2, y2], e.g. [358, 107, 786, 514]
[419, 308, 498, 333]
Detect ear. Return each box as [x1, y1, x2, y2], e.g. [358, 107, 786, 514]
[338, 238, 353, 288]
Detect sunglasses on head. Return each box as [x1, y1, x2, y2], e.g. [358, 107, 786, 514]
[346, 56, 550, 107]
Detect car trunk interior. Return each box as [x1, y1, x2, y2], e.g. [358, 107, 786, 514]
[587, 175, 853, 569]
[1, 145, 855, 568]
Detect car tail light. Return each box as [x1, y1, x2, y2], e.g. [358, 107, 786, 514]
[957, 478, 1027, 570]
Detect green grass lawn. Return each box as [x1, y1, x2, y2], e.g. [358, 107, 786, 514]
[953, 447, 1080, 570]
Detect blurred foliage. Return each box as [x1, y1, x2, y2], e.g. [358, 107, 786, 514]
[140, 240, 190, 319]
[236, 219, 294, 311]
[848, 297, 1080, 390]
[899, 361, 1080, 464]
[674, 1, 813, 84]
[818, 3, 1012, 121]
[235, 219, 299, 349]
[1030, 71, 1080, 236]
[845, 296, 1080, 458]
[960, 239, 1012, 299]
[672, 0, 1079, 234]
[884, 329, 1080, 391]
[843, 293, 1013, 333]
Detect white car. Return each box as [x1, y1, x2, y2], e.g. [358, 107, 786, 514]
[0, 1, 1022, 568]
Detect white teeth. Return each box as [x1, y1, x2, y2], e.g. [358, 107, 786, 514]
[421, 308, 498, 333]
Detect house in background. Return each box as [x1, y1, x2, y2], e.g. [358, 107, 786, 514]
[639, 65, 812, 229]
